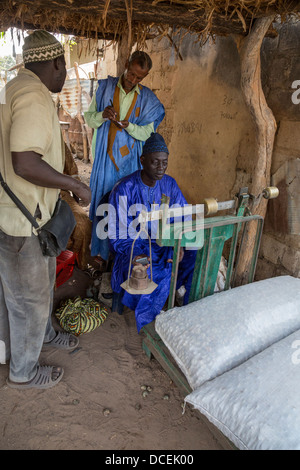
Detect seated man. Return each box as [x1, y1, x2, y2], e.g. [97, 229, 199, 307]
[107, 133, 197, 332]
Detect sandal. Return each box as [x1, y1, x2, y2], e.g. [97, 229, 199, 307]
[6, 365, 64, 389]
[43, 331, 79, 350]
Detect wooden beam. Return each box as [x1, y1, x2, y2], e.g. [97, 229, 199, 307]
[0, 20, 121, 41]
[0, 0, 253, 37]
[1, 0, 300, 40]
[233, 16, 277, 285]
[116, 32, 132, 76]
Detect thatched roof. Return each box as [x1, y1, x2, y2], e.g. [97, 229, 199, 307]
[1, 0, 300, 45]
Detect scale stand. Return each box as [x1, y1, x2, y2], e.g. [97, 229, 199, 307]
[120, 213, 158, 295]
[141, 186, 279, 392]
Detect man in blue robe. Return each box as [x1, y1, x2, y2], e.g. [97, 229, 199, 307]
[84, 51, 165, 259]
[107, 133, 197, 332]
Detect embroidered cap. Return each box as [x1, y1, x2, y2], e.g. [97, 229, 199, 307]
[23, 30, 64, 64]
[142, 132, 169, 155]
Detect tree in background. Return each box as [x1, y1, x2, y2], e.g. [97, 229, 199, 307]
[0, 55, 17, 82]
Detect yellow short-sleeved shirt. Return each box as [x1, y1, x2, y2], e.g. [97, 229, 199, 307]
[0, 68, 65, 236]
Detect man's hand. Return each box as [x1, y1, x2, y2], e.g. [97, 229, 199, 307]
[179, 247, 184, 262]
[103, 105, 128, 129]
[71, 180, 91, 206]
[103, 105, 117, 121]
[119, 120, 129, 129]
[111, 119, 125, 129]
[167, 247, 184, 263]
[133, 254, 150, 267]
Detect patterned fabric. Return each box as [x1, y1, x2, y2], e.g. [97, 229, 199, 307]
[108, 170, 197, 332]
[23, 30, 64, 64]
[55, 297, 109, 336]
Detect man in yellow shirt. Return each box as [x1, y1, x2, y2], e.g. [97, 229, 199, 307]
[84, 51, 165, 259]
[0, 30, 91, 389]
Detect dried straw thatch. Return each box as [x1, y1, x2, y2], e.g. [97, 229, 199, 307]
[0, 0, 300, 45]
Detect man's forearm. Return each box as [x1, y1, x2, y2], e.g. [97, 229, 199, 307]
[13, 151, 77, 190]
[126, 122, 154, 141]
[12, 150, 91, 204]
[84, 110, 106, 129]
[84, 93, 105, 129]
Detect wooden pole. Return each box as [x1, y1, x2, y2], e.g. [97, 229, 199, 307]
[74, 62, 89, 163]
[234, 16, 277, 285]
[116, 31, 132, 76]
[63, 35, 71, 70]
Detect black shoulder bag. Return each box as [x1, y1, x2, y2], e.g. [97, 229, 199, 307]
[0, 172, 76, 257]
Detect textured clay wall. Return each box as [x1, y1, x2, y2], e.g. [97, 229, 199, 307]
[143, 35, 253, 204]
[76, 28, 299, 278]
[141, 24, 300, 279]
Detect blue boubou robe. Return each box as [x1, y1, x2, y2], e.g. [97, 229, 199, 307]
[107, 170, 197, 332]
[89, 76, 165, 257]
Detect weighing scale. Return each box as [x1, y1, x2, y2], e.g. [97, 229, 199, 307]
[140, 186, 279, 394]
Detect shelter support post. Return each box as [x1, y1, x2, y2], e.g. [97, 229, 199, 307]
[116, 31, 132, 76]
[233, 15, 277, 285]
[74, 62, 89, 163]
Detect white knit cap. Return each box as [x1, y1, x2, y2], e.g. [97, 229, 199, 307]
[23, 30, 64, 64]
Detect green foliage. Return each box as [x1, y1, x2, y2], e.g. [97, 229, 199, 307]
[0, 55, 16, 80]
[61, 35, 77, 52]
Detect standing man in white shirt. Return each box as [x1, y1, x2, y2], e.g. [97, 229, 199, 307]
[0, 30, 91, 389]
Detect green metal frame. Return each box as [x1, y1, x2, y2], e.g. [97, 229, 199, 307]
[142, 189, 264, 396]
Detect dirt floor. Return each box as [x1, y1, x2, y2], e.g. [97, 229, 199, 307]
[0, 158, 225, 451]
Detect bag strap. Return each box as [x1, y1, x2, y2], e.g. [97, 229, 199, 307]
[0, 171, 40, 230]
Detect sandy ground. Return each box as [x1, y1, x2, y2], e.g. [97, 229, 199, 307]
[0, 267, 224, 451]
[0, 159, 225, 451]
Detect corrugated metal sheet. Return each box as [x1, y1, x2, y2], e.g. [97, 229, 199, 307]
[57, 78, 96, 118]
